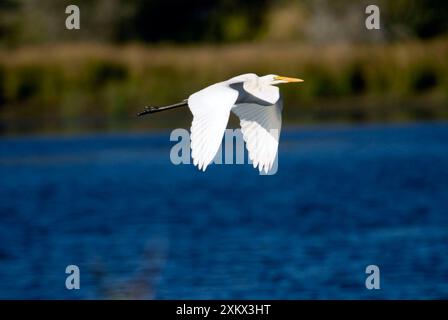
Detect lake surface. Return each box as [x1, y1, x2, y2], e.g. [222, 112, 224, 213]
[0, 122, 447, 299]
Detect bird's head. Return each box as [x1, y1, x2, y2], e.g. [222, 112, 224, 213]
[262, 74, 304, 85]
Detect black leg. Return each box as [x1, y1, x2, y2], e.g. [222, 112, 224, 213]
[137, 100, 188, 117]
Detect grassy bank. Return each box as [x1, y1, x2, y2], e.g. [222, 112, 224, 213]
[0, 39, 448, 134]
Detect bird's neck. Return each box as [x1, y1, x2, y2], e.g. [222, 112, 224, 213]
[243, 81, 280, 105]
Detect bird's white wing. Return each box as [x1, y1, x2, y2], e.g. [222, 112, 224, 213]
[232, 101, 282, 173]
[188, 83, 239, 171]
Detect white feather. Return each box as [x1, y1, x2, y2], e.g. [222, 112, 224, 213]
[188, 83, 238, 171]
[232, 101, 282, 173]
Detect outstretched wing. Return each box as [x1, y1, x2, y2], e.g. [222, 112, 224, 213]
[232, 100, 282, 173]
[188, 83, 239, 171]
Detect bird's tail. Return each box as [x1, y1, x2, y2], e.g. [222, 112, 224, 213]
[137, 99, 188, 117]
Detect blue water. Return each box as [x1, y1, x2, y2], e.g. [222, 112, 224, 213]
[0, 123, 447, 299]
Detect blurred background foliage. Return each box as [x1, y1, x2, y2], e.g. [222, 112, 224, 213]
[0, 0, 447, 134]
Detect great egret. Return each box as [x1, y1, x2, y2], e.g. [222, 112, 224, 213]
[138, 73, 303, 173]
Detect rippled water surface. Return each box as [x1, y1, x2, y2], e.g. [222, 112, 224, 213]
[1, 122, 447, 299]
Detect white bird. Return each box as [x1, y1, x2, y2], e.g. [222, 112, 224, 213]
[138, 73, 303, 173]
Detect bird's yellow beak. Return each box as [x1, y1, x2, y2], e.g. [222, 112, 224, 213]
[274, 76, 304, 83]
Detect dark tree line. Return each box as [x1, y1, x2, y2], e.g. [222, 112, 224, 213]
[0, 0, 447, 46]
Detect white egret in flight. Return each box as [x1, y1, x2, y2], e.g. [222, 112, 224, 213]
[138, 73, 303, 173]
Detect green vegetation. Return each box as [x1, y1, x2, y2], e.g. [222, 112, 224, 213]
[1, 0, 448, 134]
[0, 39, 447, 134]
